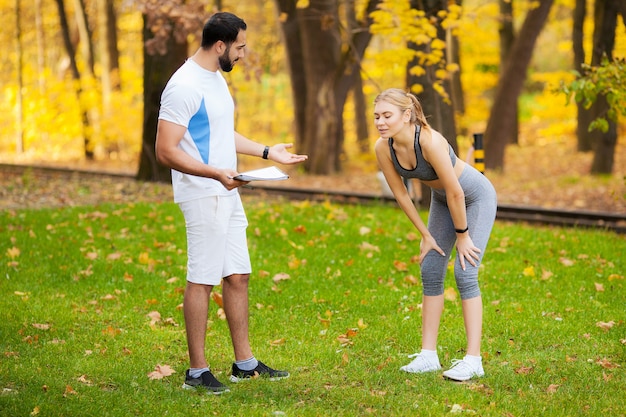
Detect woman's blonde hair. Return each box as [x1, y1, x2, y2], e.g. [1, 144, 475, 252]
[374, 88, 429, 127]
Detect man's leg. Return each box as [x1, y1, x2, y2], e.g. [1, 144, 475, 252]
[221, 273, 253, 361]
[184, 281, 213, 368]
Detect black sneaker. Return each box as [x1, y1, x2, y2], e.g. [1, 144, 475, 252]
[182, 369, 230, 395]
[229, 361, 290, 382]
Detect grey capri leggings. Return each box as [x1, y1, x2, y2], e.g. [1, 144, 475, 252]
[421, 165, 497, 300]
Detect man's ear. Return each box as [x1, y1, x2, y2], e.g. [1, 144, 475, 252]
[215, 40, 226, 54]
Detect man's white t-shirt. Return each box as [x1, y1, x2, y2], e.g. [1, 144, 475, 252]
[158, 59, 237, 203]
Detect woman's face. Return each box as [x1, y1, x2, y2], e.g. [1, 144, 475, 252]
[374, 100, 407, 139]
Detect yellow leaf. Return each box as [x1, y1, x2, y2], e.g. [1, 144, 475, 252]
[523, 265, 535, 277]
[138, 252, 150, 264]
[444, 287, 457, 301]
[357, 319, 368, 329]
[7, 247, 20, 258]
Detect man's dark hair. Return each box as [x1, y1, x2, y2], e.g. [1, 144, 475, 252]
[201, 12, 247, 48]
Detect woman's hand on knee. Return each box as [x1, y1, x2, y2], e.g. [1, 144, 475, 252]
[456, 235, 481, 270]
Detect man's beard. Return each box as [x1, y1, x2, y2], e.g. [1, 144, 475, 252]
[219, 48, 235, 72]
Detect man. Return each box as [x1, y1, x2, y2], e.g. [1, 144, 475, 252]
[155, 12, 307, 394]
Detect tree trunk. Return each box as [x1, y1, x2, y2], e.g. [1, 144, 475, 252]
[15, 0, 24, 153]
[499, 0, 518, 144]
[449, 0, 464, 115]
[407, 0, 459, 209]
[98, 0, 120, 113]
[55, 0, 94, 159]
[484, 0, 554, 171]
[276, 0, 380, 174]
[573, 0, 594, 151]
[35, 0, 46, 93]
[73, 0, 95, 75]
[588, 0, 618, 174]
[346, 0, 370, 155]
[353, 76, 370, 154]
[296, 0, 342, 174]
[275, 0, 307, 157]
[136, 14, 188, 182]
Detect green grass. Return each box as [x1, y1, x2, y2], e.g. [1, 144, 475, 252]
[1, 197, 624, 416]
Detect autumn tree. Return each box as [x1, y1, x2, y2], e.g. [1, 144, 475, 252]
[274, 0, 381, 174]
[570, 0, 625, 174]
[135, 1, 209, 182]
[484, 0, 554, 171]
[54, 0, 95, 159]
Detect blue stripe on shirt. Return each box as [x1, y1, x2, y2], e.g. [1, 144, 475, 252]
[188, 98, 210, 164]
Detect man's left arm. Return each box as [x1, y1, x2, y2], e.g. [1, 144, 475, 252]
[234, 131, 308, 165]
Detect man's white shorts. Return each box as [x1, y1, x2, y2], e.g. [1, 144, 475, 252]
[178, 193, 251, 285]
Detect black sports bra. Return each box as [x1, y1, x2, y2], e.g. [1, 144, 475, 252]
[388, 125, 457, 181]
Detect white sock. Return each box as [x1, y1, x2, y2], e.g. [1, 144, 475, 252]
[420, 349, 439, 360]
[464, 354, 482, 367]
[189, 367, 209, 378]
[235, 356, 258, 371]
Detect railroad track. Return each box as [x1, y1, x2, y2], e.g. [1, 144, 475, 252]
[2, 163, 625, 233]
[241, 184, 626, 234]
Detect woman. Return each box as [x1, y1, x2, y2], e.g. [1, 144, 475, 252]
[374, 88, 497, 381]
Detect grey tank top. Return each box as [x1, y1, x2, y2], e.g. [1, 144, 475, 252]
[388, 125, 457, 181]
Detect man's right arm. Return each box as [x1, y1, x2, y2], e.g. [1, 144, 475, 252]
[155, 120, 238, 187]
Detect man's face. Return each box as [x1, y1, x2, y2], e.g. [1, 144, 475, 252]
[219, 30, 247, 72]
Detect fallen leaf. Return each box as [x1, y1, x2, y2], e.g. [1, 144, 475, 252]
[6, 247, 20, 258]
[596, 321, 615, 331]
[444, 287, 457, 301]
[293, 225, 307, 233]
[147, 311, 161, 326]
[523, 265, 535, 277]
[515, 366, 534, 375]
[358, 242, 380, 252]
[63, 385, 77, 397]
[147, 364, 176, 380]
[77, 375, 93, 386]
[270, 338, 286, 346]
[595, 358, 619, 369]
[211, 292, 223, 307]
[594, 283, 604, 292]
[32, 323, 50, 330]
[359, 226, 371, 235]
[559, 257, 575, 267]
[541, 269, 553, 280]
[546, 384, 560, 393]
[393, 260, 408, 271]
[272, 273, 291, 283]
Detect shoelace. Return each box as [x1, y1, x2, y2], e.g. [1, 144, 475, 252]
[448, 359, 473, 373]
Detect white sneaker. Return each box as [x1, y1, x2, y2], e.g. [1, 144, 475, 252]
[442, 357, 485, 381]
[400, 353, 442, 374]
